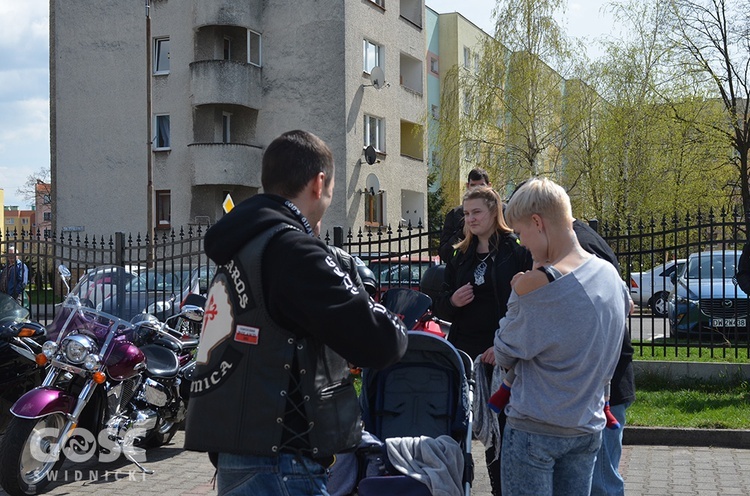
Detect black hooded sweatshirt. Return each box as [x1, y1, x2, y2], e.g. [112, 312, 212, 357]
[204, 193, 407, 370]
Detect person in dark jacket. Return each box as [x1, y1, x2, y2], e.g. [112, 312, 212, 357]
[438, 168, 491, 263]
[433, 186, 532, 495]
[737, 243, 750, 294]
[574, 219, 636, 496]
[184, 130, 408, 496]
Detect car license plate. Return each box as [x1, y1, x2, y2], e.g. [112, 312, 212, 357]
[711, 318, 747, 327]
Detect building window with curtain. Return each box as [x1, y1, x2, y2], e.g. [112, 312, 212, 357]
[154, 114, 170, 150]
[365, 189, 384, 227]
[363, 39, 383, 74]
[364, 114, 384, 152]
[156, 190, 171, 228]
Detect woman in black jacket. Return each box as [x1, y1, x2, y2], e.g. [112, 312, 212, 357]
[434, 186, 532, 495]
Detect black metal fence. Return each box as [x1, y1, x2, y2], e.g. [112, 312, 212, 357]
[4, 208, 749, 360]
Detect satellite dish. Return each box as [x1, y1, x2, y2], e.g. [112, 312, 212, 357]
[369, 66, 386, 90]
[364, 145, 377, 165]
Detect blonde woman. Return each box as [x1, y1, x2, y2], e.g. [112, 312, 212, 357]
[433, 185, 532, 495]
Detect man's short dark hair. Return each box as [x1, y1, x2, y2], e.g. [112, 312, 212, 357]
[261, 130, 334, 197]
[467, 168, 490, 184]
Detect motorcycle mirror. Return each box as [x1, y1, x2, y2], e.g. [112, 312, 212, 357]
[181, 305, 205, 323]
[58, 264, 72, 293]
[58, 264, 71, 279]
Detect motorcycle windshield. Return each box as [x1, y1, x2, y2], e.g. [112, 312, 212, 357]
[0, 292, 30, 324]
[47, 265, 136, 342]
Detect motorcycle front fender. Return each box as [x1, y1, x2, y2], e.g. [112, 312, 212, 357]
[10, 387, 76, 419]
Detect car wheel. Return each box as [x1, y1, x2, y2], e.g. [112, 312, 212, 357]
[650, 291, 669, 318]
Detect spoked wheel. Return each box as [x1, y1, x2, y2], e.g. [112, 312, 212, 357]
[0, 414, 67, 495]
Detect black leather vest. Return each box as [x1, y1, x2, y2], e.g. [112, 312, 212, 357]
[184, 225, 361, 457]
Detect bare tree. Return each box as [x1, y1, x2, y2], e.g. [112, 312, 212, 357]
[667, 0, 750, 230]
[17, 168, 51, 205]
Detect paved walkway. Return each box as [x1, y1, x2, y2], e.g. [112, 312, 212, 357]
[2, 432, 750, 495]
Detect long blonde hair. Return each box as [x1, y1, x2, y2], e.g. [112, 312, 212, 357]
[454, 186, 512, 254]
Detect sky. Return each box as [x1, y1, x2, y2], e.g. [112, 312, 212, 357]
[0, 0, 617, 210]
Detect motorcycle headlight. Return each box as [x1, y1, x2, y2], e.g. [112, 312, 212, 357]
[84, 354, 102, 371]
[42, 341, 59, 358]
[61, 335, 99, 364]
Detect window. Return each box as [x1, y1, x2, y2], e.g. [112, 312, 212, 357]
[248, 30, 261, 66]
[154, 37, 170, 74]
[463, 47, 471, 69]
[474, 53, 480, 73]
[222, 112, 231, 143]
[7, 219, 14, 225]
[43, 212, 52, 221]
[368, 0, 385, 7]
[365, 190, 384, 227]
[464, 141, 478, 162]
[223, 37, 231, 60]
[429, 56, 439, 75]
[463, 90, 472, 116]
[154, 114, 171, 150]
[364, 115, 384, 152]
[363, 39, 383, 74]
[156, 190, 171, 228]
[43, 194, 51, 204]
[21, 218, 29, 225]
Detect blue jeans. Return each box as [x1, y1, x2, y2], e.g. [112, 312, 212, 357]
[501, 424, 602, 495]
[591, 402, 630, 496]
[217, 452, 329, 496]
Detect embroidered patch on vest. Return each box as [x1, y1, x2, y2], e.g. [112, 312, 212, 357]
[234, 325, 260, 345]
[197, 277, 234, 364]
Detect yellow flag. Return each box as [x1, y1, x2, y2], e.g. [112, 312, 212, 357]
[223, 194, 235, 213]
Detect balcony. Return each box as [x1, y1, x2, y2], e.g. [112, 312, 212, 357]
[189, 142, 263, 187]
[194, 0, 260, 29]
[190, 60, 262, 109]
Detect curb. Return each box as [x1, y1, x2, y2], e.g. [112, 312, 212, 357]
[624, 426, 750, 449]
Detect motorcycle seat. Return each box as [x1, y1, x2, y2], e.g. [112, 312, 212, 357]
[140, 344, 180, 379]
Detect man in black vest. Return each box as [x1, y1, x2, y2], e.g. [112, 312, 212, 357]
[185, 130, 407, 495]
[439, 168, 491, 263]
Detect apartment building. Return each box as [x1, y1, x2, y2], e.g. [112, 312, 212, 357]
[51, 0, 427, 236]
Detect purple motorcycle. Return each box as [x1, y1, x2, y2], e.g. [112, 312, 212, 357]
[0, 265, 191, 496]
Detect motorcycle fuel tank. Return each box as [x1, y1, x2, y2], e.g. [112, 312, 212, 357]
[105, 340, 145, 381]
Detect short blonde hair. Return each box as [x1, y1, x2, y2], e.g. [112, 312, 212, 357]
[505, 178, 572, 227]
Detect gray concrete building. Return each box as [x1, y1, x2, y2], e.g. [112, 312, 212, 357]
[51, 0, 428, 237]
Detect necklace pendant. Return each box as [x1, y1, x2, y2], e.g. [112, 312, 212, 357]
[474, 260, 487, 286]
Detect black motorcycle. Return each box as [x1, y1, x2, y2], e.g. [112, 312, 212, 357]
[0, 293, 47, 434]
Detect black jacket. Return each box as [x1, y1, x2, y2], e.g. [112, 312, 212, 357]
[185, 194, 407, 457]
[434, 233, 532, 358]
[573, 219, 636, 406]
[737, 243, 750, 294]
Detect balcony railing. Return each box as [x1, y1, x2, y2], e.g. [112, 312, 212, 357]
[190, 60, 262, 109]
[188, 142, 263, 187]
[194, 0, 260, 29]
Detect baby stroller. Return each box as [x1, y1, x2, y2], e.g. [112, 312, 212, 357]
[357, 329, 474, 496]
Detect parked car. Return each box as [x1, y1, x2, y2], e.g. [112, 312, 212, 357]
[74, 265, 214, 321]
[629, 259, 686, 317]
[667, 250, 748, 339]
[367, 255, 439, 301]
